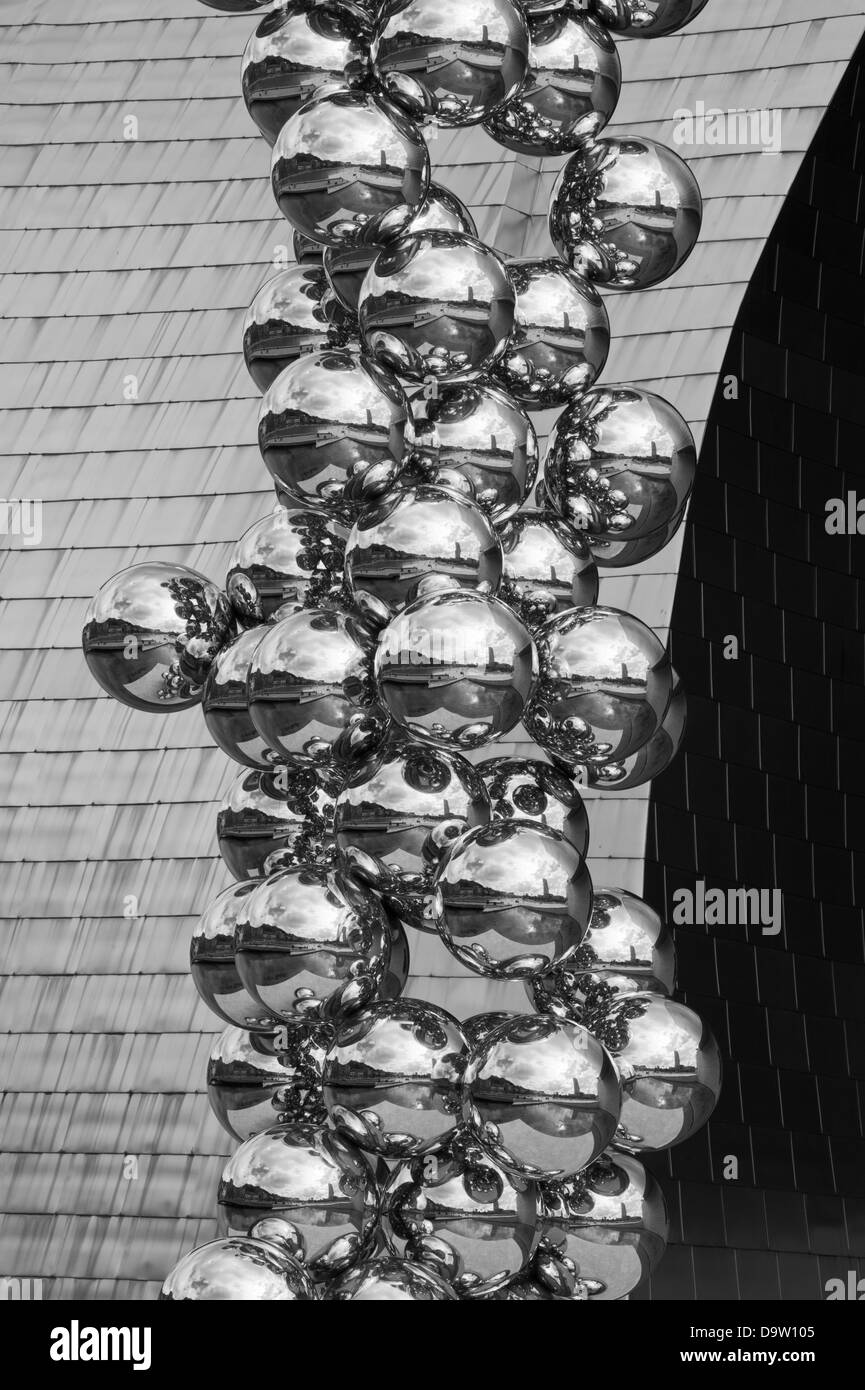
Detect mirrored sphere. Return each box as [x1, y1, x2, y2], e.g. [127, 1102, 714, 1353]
[525, 604, 673, 767]
[324, 183, 477, 314]
[258, 348, 413, 518]
[160, 1234, 316, 1301]
[272, 90, 430, 248]
[372, 0, 530, 128]
[463, 1013, 621, 1180]
[322, 1255, 458, 1299]
[242, 0, 373, 146]
[585, 510, 684, 568]
[591, 0, 709, 38]
[198, 0, 281, 9]
[248, 607, 389, 775]
[323, 998, 470, 1156]
[433, 821, 592, 979]
[498, 510, 599, 629]
[203, 627, 275, 770]
[217, 766, 337, 881]
[207, 1026, 313, 1142]
[82, 562, 233, 712]
[463, 1011, 519, 1050]
[359, 229, 516, 383]
[227, 508, 348, 625]
[335, 736, 491, 928]
[345, 482, 503, 623]
[293, 230, 325, 264]
[192, 882, 279, 1031]
[544, 385, 696, 540]
[478, 756, 589, 857]
[243, 264, 355, 392]
[234, 863, 400, 1023]
[409, 379, 538, 522]
[539, 1149, 668, 1299]
[383, 1130, 540, 1296]
[375, 588, 538, 751]
[493, 258, 610, 410]
[564, 666, 686, 789]
[549, 135, 702, 290]
[596, 994, 722, 1151]
[484, 7, 620, 155]
[218, 1121, 381, 1279]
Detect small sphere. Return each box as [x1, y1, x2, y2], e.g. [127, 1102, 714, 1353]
[591, 0, 710, 39]
[227, 508, 347, 625]
[191, 881, 278, 1031]
[160, 1233, 316, 1300]
[203, 627, 274, 770]
[497, 510, 599, 629]
[478, 755, 590, 857]
[243, 264, 355, 393]
[216, 765, 336, 881]
[206, 1026, 314, 1142]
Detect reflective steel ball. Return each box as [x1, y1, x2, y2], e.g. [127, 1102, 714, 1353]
[493, 258, 610, 410]
[243, 264, 355, 392]
[258, 348, 413, 517]
[242, 0, 373, 146]
[485, 7, 621, 155]
[335, 736, 491, 928]
[160, 1232, 316, 1301]
[567, 667, 686, 789]
[272, 90, 430, 247]
[217, 765, 337, 880]
[218, 1121, 381, 1279]
[478, 756, 589, 857]
[375, 588, 538, 751]
[433, 821, 592, 979]
[203, 627, 275, 770]
[293, 230, 325, 265]
[322, 1255, 458, 1299]
[206, 1026, 313, 1142]
[591, 0, 709, 38]
[372, 0, 530, 128]
[549, 135, 702, 290]
[359, 229, 516, 383]
[227, 507, 347, 625]
[583, 510, 684, 568]
[82, 562, 233, 712]
[463, 1013, 621, 1180]
[192, 882, 279, 1031]
[462, 1011, 519, 1050]
[323, 998, 470, 1156]
[497, 510, 599, 629]
[525, 604, 673, 767]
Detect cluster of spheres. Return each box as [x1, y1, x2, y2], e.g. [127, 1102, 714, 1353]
[82, 0, 717, 1301]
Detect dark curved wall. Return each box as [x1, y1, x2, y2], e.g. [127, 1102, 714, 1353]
[644, 40, 865, 1300]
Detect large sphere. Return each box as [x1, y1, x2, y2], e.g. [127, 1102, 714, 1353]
[272, 90, 430, 248]
[549, 135, 702, 290]
[433, 821, 592, 979]
[372, 0, 530, 128]
[478, 756, 589, 857]
[322, 1255, 458, 1300]
[359, 230, 516, 383]
[242, 1, 372, 146]
[203, 627, 275, 770]
[217, 766, 336, 881]
[597, 995, 722, 1151]
[160, 1233, 316, 1301]
[335, 736, 491, 928]
[218, 1121, 381, 1279]
[258, 348, 413, 517]
[591, 0, 710, 38]
[345, 482, 502, 624]
[325, 183, 477, 314]
[498, 510, 599, 629]
[192, 882, 279, 1031]
[234, 863, 402, 1023]
[247, 607, 389, 775]
[374, 588, 538, 751]
[323, 998, 469, 1156]
[463, 1013, 621, 1180]
[82, 562, 232, 712]
[227, 508, 347, 625]
[243, 264, 354, 392]
[585, 510, 684, 568]
[485, 8, 620, 155]
[525, 605, 673, 768]
[540, 1149, 668, 1300]
[564, 667, 686, 788]
[544, 385, 696, 540]
[493, 258, 610, 410]
[409, 379, 538, 522]
[383, 1131, 540, 1296]
[206, 1026, 313, 1142]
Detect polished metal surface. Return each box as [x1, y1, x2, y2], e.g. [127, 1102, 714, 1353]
[359, 229, 516, 382]
[217, 765, 337, 880]
[203, 627, 275, 770]
[372, 0, 530, 127]
[575, 667, 686, 788]
[207, 1026, 311, 1142]
[227, 507, 348, 624]
[497, 509, 599, 629]
[549, 135, 702, 290]
[591, 0, 710, 38]
[258, 348, 413, 516]
[493, 257, 610, 409]
[409, 379, 539, 521]
[485, 7, 620, 155]
[463, 1013, 622, 1179]
[335, 736, 491, 927]
[242, 0, 373, 146]
[477, 756, 589, 856]
[82, 562, 232, 712]
[243, 264, 356, 392]
[374, 588, 538, 751]
[191, 882, 279, 1031]
[433, 821, 593, 979]
[383, 1129, 540, 1295]
[323, 998, 469, 1155]
[525, 604, 673, 767]
[272, 89, 430, 246]
[322, 1254, 458, 1299]
[160, 1232, 316, 1300]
